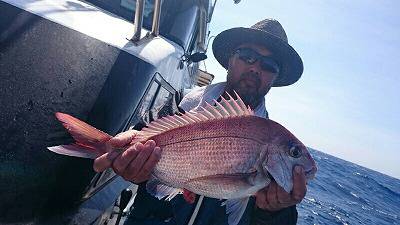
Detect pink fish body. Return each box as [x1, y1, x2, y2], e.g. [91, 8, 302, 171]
[48, 93, 317, 225]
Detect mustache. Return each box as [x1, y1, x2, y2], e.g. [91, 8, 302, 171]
[240, 72, 261, 87]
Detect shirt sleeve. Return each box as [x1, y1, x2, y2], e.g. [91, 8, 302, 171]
[178, 86, 206, 112]
[251, 205, 298, 225]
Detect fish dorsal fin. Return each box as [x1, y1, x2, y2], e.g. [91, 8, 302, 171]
[138, 91, 254, 139]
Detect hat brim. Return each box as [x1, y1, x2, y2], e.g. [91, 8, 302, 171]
[212, 27, 303, 87]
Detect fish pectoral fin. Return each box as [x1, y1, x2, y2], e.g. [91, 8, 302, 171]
[146, 176, 182, 201]
[186, 171, 257, 185]
[222, 197, 250, 225]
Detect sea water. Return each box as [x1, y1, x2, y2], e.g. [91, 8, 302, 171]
[298, 149, 400, 224]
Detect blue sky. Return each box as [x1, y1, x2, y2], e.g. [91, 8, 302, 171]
[204, 0, 400, 179]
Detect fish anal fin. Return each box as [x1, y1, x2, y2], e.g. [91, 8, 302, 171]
[146, 176, 183, 201]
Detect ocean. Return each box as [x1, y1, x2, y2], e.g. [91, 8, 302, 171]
[298, 149, 400, 225]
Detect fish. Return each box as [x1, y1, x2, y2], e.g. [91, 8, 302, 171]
[48, 92, 317, 225]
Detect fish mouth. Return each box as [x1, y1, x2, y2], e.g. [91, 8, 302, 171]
[305, 166, 317, 179]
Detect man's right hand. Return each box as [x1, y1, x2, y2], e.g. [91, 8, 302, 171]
[93, 129, 162, 183]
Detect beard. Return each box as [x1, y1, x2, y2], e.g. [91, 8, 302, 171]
[233, 87, 263, 108]
[226, 72, 271, 108]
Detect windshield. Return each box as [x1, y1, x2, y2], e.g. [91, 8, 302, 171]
[83, 0, 200, 49]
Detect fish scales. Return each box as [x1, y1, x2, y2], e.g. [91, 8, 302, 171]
[147, 116, 271, 197]
[152, 139, 264, 198]
[155, 138, 262, 179]
[149, 116, 269, 145]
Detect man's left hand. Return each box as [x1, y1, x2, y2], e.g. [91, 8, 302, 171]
[255, 166, 306, 212]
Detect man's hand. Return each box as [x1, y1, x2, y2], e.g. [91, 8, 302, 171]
[255, 166, 306, 212]
[93, 130, 161, 183]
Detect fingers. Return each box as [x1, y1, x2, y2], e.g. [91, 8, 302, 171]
[256, 182, 293, 211]
[266, 182, 279, 210]
[93, 150, 121, 172]
[125, 142, 154, 177]
[255, 187, 268, 209]
[255, 183, 283, 212]
[291, 166, 307, 203]
[93, 130, 139, 172]
[93, 138, 161, 184]
[109, 130, 138, 149]
[135, 146, 161, 182]
[255, 166, 308, 212]
[112, 145, 140, 174]
[122, 140, 160, 183]
[276, 185, 291, 204]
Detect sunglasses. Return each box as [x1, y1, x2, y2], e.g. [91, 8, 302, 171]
[234, 48, 280, 74]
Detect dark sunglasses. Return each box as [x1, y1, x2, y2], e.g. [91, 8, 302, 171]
[234, 48, 280, 74]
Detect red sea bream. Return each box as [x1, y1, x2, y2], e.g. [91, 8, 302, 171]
[48, 92, 317, 225]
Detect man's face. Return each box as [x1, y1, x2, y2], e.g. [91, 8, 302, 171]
[226, 43, 278, 107]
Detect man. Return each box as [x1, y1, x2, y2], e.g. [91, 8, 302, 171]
[94, 19, 306, 224]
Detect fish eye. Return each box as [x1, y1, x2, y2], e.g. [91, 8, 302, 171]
[289, 145, 302, 158]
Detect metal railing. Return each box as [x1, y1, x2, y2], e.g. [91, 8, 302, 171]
[131, 0, 162, 42]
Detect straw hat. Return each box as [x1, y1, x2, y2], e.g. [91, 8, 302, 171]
[212, 19, 303, 87]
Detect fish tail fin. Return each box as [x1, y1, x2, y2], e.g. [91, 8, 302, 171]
[47, 112, 113, 158]
[47, 143, 103, 159]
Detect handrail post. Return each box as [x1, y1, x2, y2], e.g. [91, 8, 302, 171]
[151, 0, 162, 36]
[132, 0, 145, 42]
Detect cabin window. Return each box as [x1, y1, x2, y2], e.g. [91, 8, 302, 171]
[134, 81, 160, 127]
[128, 73, 177, 129]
